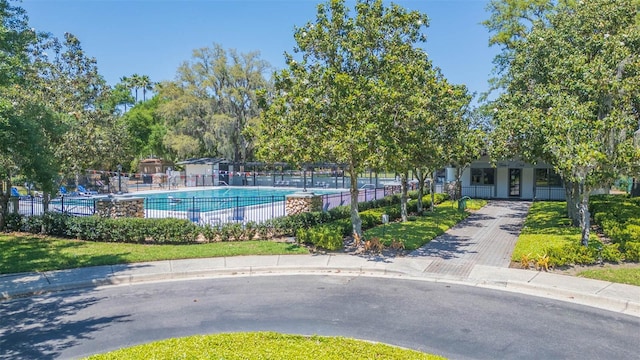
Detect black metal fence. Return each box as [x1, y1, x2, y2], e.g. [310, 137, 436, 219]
[145, 196, 288, 225]
[8, 196, 98, 217]
[7, 187, 388, 225]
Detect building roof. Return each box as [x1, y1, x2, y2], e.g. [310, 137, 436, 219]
[176, 157, 228, 165]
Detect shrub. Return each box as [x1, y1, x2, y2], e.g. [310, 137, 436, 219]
[23, 215, 44, 233]
[201, 224, 218, 242]
[601, 243, 623, 263]
[42, 212, 71, 237]
[4, 213, 23, 232]
[296, 225, 343, 251]
[622, 242, 640, 262]
[66, 216, 106, 241]
[547, 241, 601, 267]
[243, 221, 258, 241]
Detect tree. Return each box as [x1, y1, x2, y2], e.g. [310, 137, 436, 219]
[139, 74, 153, 102]
[258, 0, 429, 236]
[38, 32, 131, 181]
[157, 44, 270, 162]
[485, 0, 640, 245]
[0, 0, 62, 227]
[121, 95, 170, 163]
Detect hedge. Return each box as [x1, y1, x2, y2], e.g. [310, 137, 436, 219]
[2, 190, 446, 247]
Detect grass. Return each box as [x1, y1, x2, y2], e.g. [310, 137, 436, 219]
[85, 332, 445, 360]
[577, 267, 640, 286]
[0, 234, 308, 274]
[364, 202, 477, 250]
[512, 201, 594, 260]
[512, 200, 640, 286]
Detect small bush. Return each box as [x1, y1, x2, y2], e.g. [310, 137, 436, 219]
[42, 212, 71, 237]
[4, 213, 23, 232]
[23, 215, 44, 233]
[547, 241, 601, 267]
[297, 225, 343, 251]
[601, 243, 623, 263]
[622, 242, 640, 262]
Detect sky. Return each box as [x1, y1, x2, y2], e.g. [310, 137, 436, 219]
[20, 0, 500, 102]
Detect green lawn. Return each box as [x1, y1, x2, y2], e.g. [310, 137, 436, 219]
[512, 201, 595, 260]
[364, 201, 485, 250]
[577, 267, 640, 286]
[513, 201, 640, 286]
[0, 234, 308, 274]
[85, 332, 444, 360]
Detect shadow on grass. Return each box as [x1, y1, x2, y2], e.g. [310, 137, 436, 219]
[0, 234, 132, 274]
[0, 290, 131, 359]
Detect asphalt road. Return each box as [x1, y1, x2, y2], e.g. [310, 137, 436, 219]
[1, 275, 638, 360]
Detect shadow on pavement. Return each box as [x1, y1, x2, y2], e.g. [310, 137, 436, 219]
[0, 290, 131, 359]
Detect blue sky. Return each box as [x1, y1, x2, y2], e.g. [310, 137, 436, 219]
[20, 0, 499, 101]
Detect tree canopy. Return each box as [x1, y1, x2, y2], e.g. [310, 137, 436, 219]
[156, 44, 270, 163]
[485, 0, 640, 245]
[259, 0, 444, 235]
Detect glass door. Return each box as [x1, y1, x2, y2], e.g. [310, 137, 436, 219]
[509, 169, 521, 197]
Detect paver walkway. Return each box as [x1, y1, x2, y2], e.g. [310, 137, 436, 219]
[409, 200, 532, 277]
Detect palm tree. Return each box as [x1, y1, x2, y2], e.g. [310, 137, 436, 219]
[139, 74, 154, 101]
[130, 73, 142, 102]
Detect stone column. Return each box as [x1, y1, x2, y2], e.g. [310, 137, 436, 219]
[96, 196, 144, 218]
[285, 192, 322, 216]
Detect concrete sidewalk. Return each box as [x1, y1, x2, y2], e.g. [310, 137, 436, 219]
[1, 254, 638, 317]
[1, 200, 639, 318]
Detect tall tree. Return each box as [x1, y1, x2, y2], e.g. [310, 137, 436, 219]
[0, 0, 62, 227]
[258, 0, 429, 236]
[139, 74, 153, 102]
[485, 0, 640, 245]
[157, 44, 270, 162]
[121, 95, 169, 162]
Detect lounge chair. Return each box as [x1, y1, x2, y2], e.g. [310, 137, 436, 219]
[59, 186, 79, 197]
[10, 187, 30, 199]
[228, 206, 245, 222]
[96, 180, 108, 193]
[77, 184, 98, 196]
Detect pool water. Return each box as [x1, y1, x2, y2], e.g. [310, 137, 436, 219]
[126, 187, 341, 212]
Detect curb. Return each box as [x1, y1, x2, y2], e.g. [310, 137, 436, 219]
[3, 265, 638, 318]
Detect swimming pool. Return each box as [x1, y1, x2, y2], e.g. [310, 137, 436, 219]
[127, 187, 342, 212]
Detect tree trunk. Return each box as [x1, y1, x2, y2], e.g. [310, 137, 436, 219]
[415, 168, 430, 214]
[430, 169, 436, 212]
[578, 183, 591, 247]
[400, 171, 408, 222]
[565, 180, 580, 226]
[0, 180, 9, 231]
[632, 178, 640, 197]
[349, 165, 362, 237]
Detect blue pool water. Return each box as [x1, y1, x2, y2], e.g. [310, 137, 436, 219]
[125, 187, 341, 212]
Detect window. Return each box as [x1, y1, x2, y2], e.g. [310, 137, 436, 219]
[435, 169, 445, 184]
[535, 168, 562, 187]
[471, 168, 495, 185]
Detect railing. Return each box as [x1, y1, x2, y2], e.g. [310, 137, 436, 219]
[534, 187, 566, 201]
[144, 196, 287, 225]
[319, 188, 386, 211]
[460, 186, 495, 199]
[8, 196, 98, 217]
[8, 186, 389, 225]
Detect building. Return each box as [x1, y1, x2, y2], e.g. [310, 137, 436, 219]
[176, 158, 232, 186]
[453, 156, 565, 200]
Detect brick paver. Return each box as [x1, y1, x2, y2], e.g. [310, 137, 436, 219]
[409, 201, 532, 277]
